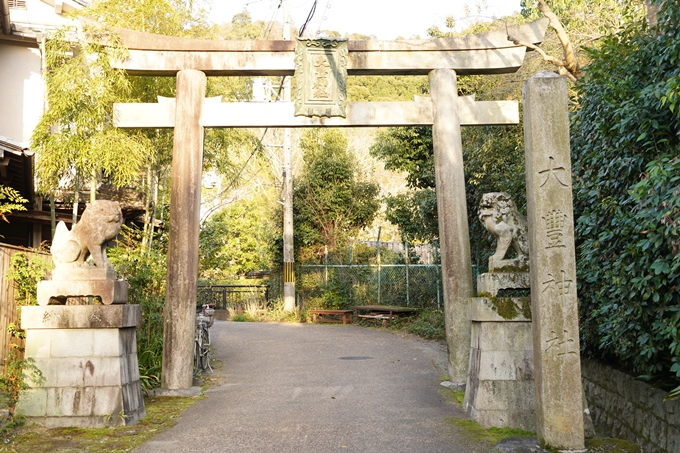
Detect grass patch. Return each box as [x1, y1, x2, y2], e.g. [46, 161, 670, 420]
[228, 300, 300, 323]
[0, 396, 199, 452]
[388, 309, 446, 341]
[439, 388, 465, 407]
[445, 417, 535, 445]
[231, 313, 255, 322]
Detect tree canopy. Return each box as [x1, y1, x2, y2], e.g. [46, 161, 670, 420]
[199, 197, 275, 280]
[293, 129, 380, 261]
[31, 27, 149, 194]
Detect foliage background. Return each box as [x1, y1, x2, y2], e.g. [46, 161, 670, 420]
[571, 1, 680, 388]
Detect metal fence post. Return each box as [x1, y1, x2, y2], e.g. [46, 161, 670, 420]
[377, 227, 382, 305]
[324, 245, 328, 287]
[349, 242, 353, 305]
[405, 241, 410, 307]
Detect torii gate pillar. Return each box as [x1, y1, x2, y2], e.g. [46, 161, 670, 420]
[162, 69, 206, 389]
[429, 69, 474, 385]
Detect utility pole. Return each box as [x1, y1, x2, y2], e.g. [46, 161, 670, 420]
[282, 0, 296, 311]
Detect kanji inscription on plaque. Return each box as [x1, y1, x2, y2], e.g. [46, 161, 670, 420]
[294, 38, 348, 117]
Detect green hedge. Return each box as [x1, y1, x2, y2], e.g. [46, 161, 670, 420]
[571, 2, 680, 388]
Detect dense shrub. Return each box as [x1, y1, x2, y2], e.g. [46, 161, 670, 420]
[571, 2, 680, 388]
[109, 227, 168, 391]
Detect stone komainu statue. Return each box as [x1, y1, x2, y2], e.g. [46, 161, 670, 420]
[51, 200, 123, 269]
[478, 192, 528, 271]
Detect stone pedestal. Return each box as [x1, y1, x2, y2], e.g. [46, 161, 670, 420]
[464, 272, 536, 431]
[17, 305, 146, 428]
[37, 267, 128, 306]
[476, 272, 530, 298]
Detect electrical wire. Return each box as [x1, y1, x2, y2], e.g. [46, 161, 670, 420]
[298, 0, 317, 37]
[261, 1, 282, 39]
[205, 0, 321, 221]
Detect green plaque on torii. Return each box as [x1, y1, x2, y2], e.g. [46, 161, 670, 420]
[294, 38, 348, 118]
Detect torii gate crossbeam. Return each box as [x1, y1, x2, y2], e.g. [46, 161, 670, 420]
[111, 18, 548, 391]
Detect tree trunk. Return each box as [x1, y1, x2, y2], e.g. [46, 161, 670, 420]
[147, 169, 159, 251]
[72, 179, 79, 226]
[142, 166, 152, 249]
[90, 169, 97, 203]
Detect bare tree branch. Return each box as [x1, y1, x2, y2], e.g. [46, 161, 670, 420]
[506, 0, 583, 82]
[537, 0, 582, 78]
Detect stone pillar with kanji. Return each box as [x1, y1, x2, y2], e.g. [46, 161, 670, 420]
[523, 71, 585, 451]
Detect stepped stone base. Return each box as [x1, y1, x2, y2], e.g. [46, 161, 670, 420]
[17, 305, 146, 428]
[464, 272, 535, 431]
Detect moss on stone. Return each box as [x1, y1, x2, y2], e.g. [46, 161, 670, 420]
[491, 296, 520, 320]
[481, 295, 532, 321]
[439, 387, 464, 407]
[445, 417, 535, 445]
[518, 297, 532, 320]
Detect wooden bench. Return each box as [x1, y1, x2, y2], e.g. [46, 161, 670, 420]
[351, 305, 420, 326]
[356, 313, 393, 327]
[310, 309, 354, 324]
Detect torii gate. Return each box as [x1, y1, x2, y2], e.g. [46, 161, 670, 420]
[111, 19, 548, 391]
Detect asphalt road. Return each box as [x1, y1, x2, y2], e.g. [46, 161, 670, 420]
[134, 321, 491, 453]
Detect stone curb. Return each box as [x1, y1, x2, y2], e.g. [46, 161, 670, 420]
[146, 386, 203, 398]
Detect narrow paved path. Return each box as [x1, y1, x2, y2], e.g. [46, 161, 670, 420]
[135, 321, 489, 453]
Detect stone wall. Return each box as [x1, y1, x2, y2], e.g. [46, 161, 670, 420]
[581, 359, 680, 453]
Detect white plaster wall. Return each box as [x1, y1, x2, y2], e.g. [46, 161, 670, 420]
[10, 0, 79, 27]
[0, 42, 44, 143]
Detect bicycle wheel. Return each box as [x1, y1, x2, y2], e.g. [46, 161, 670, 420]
[199, 327, 210, 371]
[193, 338, 201, 375]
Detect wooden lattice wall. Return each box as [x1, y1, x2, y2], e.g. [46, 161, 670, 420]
[0, 244, 48, 373]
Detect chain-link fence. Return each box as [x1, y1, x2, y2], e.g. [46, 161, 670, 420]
[269, 264, 442, 309]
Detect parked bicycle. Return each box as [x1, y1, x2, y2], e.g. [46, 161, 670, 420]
[194, 303, 214, 375]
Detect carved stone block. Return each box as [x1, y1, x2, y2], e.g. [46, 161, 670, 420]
[294, 38, 348, 117]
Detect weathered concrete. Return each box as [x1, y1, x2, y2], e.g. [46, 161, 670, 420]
[582, 359, 679, 453]
[161, 69, 206, 390]
[429, 68, 473, 387]
[21, 304, 141, 329]
[37, 279, 128, 306]
[114, 98, 519, 129]
[468, 296, 531, 323]
[523, 71, 584, 450]
[109, 19, 548, 76]
[477, 272, 531, 297]
[111, 19, 548, 52]
[464, 313, 535, 431]
[17, 305, 146, 428]
[465, 271, 535, 431]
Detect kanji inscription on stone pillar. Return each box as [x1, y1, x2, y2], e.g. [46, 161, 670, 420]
[523, 71, 585, 451]
[294, 38, 348, 117]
